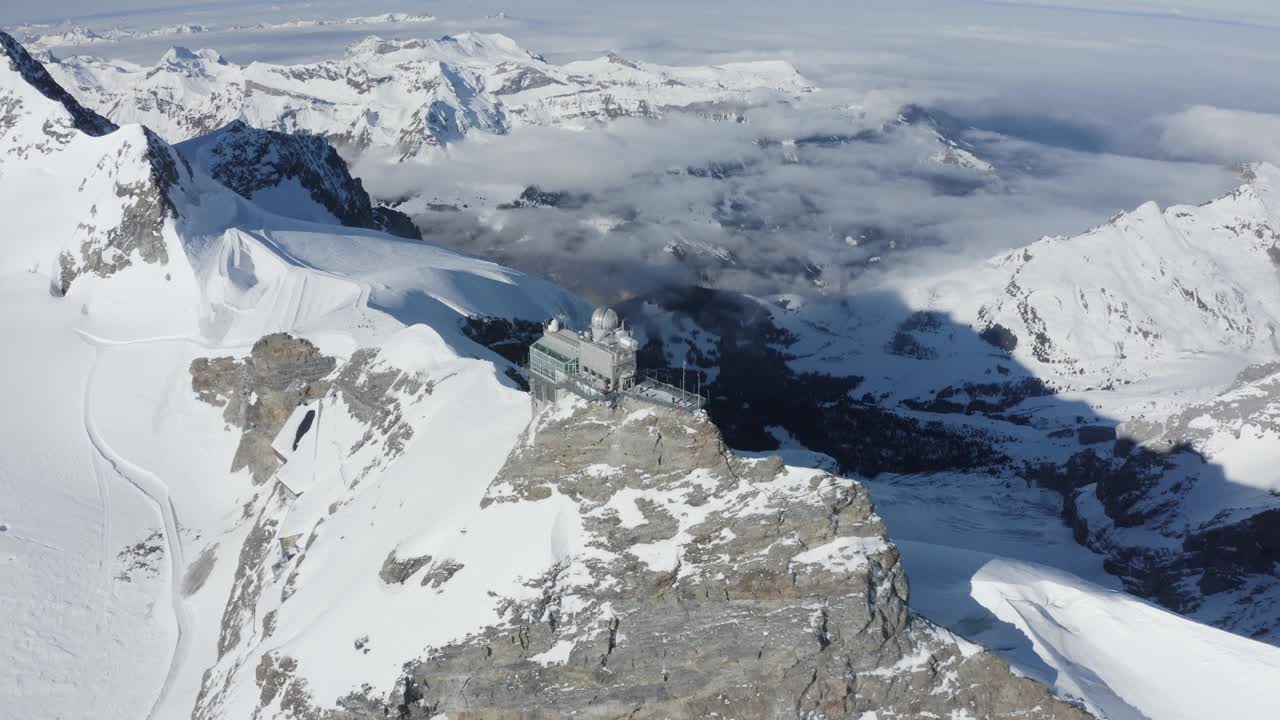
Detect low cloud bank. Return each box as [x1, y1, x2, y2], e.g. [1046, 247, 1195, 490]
[355, 106, 1239, 304]
[1156, 105, 1280, 166]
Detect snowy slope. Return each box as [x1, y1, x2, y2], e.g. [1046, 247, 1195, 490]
[971, 560, 1280, 720]
[0, 30, 584, 720]
[0, 29, 115, 148]
[45, 32, 813, 157]
[765, 164, 1280, 400]
[869, 472, 1280, 720]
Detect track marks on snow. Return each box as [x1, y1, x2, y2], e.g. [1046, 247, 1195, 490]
[80, 335, 193, 720]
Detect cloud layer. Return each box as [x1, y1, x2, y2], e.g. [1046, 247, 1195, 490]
[1156, 105, 1280, 166]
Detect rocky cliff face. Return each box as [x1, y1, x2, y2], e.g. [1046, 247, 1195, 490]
[0, 29, 115, 141]
[175, 120, 420, 238]
[270, 398, 1087, 720]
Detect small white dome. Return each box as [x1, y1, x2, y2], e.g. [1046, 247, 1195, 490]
[590, 306, 620, 332]
[547, 317, 561, 332]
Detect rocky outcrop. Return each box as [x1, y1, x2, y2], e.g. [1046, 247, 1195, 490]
[56, 127, 187, 294]
[176, 120, 421, 238]
[497, 185, 591, 210]
[191, 333, 337, 483]
[190, 332, 442, 719]
[460, 315, 545, 366]
[189, 333, 434, 484]
[322, 399, 1089, 719]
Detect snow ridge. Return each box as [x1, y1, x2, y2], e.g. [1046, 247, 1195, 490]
[0, 29, 116, 139]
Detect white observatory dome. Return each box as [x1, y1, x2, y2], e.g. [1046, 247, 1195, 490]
[590, 306, 620, 340]
[591, 306, 620, 332]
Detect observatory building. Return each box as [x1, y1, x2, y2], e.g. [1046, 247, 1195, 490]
[529, 307, 639, 406]
[528, 307, 703, 411]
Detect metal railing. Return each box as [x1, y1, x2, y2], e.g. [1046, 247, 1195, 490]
[623, 374, 706, 411]
[527, 366, 704, 413]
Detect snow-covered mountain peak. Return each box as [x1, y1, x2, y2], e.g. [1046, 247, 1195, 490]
[1, 28, 116, 155]
[344, 31, 537, 65]
[44, 32, 814, 156]
[3, 30, 579, 341]
[1225, 161, 1280, 215]
[894, 103, 994, 172]
[160, 45, 227, 69]
[2, 31, 195, 303]
[933, 166, 1280, 389]
[174, 119, 420, 237]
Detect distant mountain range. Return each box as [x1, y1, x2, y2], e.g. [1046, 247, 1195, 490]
[44, 32, 812, 157]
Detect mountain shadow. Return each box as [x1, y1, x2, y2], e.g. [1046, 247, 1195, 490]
[482, 284, 1280, 646]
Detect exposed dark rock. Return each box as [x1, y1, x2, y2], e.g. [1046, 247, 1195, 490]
[887, 328, 936, 359]
[189, 334, 433, 484]
[497, 185, 590, 210]
[420, 559, 464, 589]
[176, 120, 421, 239]
[1056, 417, 1280, 639]
[460, 315, 544, 366]
[980, 323, 1019, 352]
[379, 551, 432, 585]
[902, 377, 1054, 416]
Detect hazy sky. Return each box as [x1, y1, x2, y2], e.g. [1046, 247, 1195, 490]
[8, 0, 1280, 27]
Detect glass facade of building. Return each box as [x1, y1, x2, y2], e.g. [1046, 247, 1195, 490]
[529, 340, 577, 383]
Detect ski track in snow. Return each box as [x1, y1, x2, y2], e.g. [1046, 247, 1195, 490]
[79, 333, 193, 720]
[88, 370, 114, 631]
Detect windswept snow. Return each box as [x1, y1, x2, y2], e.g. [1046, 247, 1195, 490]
[872, 471, 1280, 720]
[972, 560, 1280, 720]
